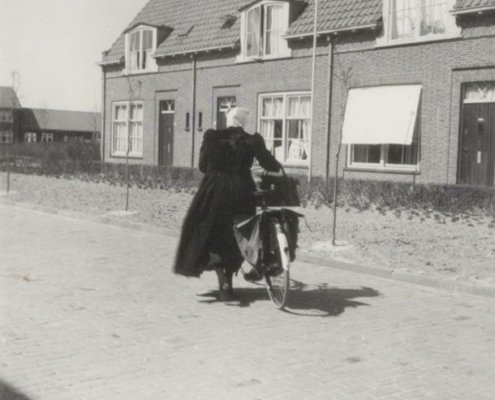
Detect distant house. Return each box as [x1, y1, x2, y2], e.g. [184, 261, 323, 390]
[0, 86, 100, 144]
[19, 108, 101, 143]
[99, 0, 495, 187]
[0, 86, 21, 144]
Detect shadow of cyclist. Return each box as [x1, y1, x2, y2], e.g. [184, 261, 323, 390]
[0, 379, 32, 400]
[197, 280, 381, 317]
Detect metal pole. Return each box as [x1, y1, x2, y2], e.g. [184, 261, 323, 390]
[191, 54, 197, 168]
[309, 0, 318, 183]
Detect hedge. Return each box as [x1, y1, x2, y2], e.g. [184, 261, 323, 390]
[1, 154, 494, 216]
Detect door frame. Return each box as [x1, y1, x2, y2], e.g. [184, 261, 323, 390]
[158, 99, 175, 166]
[457, 82, 495, 186]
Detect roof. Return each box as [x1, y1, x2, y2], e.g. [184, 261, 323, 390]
[0, 86, 22, 109]
[286, 0, 382, 37]
[101, 0, 495, 63]
[21, 109, 101, 133]
[453, 0, 495, 13]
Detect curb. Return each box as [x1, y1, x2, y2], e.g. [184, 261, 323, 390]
[1, 198, 494, 299]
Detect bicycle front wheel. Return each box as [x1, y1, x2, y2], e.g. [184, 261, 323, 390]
[265, 220, 290, 309]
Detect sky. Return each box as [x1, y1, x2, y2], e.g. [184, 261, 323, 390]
[0, 0, 149, 112]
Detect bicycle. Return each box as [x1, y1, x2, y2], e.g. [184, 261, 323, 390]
[234, 172, 302, 310]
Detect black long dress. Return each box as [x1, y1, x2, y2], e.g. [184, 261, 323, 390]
[173, 127, 281, 278]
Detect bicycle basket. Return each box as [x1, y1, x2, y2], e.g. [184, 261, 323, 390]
[259, 168, 300, 207]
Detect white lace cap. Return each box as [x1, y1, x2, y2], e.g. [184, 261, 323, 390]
[226, 107, 250, 128]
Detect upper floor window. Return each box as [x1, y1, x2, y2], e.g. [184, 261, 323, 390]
[125, 26, 157, 73]
[379, 0, 460, 45]
[238, 1, 291, 62]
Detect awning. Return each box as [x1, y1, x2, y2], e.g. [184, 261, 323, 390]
[341, 85, 422, 145]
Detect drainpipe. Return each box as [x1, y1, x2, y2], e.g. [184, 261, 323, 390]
[101, 67, 106, 163]
[191, 53, 197, 168]
[325, 36, 334, 183]
[308, 0, 318, 184]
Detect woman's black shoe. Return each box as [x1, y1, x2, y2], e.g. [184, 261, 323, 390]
[244, 269, 264, 282]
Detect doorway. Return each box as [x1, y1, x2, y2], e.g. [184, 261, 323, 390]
[158, 100, 175, 166]
[458, 83, 495, 186]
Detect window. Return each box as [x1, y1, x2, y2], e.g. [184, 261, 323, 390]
[111, 101, 143, 157]
[380, 0, 459, 45]
[0, 131, 13, 143]
[198, 112, 203, 131]
[41, 133, 54, 143]
[349, 120, 420, 169]
[238, 1, 290, 61]
[126, 27, 156, 73]
[25, 132, 37, 143]
[259, 92, 310, 164]
[185, 112, 190, 131]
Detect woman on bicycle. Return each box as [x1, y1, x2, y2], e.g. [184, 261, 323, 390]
[173, 107, 281, 301]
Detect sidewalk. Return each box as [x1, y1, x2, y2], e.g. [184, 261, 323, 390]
[1, 203, 494, 399]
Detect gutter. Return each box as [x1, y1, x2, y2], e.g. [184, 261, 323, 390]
[284, 23, 378, 39]
[154, 44, 237, 59]
[451, 6, 495, 15]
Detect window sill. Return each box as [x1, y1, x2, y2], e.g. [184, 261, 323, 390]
[375, 33, 462, 49]
[282, 162, 309, 169]
[110, 153, 143, 160]
[345, 166, 420, 175]
[122, 68, 158, 76]
[235, 53, 292, 64]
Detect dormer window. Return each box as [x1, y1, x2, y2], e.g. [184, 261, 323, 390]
[125, 25, 157, 73]
[379, 0, 460, 46]
[238, 1, 291, 62]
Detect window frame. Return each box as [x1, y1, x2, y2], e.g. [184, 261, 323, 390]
[258, 91, 311, 166]
[238, 1, 291, 62]
[346, 119, 421, 172]
[111, 101, 144, 158]
[377, 0, 460, 47]
[125, 25, 158, 74]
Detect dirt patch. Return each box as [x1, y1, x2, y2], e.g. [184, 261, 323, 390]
[3, 173, 495, 287]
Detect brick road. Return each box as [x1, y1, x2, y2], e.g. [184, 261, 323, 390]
[0, 203, 494, 400]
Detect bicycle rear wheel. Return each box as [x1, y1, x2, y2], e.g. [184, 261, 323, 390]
[265, 220, 290, 309]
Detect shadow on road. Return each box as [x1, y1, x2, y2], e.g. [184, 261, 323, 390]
[0, 379, 32, 400]
[198, 280, 381, 317]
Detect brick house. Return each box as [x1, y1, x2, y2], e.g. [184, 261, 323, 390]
[0, 86, 21, 144]
[99, 0, 495, 187]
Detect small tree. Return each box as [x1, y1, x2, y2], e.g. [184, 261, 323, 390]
[331, 60, 353, 246]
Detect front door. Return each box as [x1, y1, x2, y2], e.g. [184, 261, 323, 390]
[459, 102, 495, 186]
[158, 100, 175, 166]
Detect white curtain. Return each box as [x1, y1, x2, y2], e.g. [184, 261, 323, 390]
[391, 0, 416, 39]
[262, 97, 283, 117]
[288, 95, 311, 117]
[265, 5, 282, 55]
[247, 8, 261, 57]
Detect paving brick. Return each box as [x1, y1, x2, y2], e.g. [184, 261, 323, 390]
[0, 203, 494, 399]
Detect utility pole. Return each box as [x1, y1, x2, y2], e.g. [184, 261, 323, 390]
[308, 0, 318, 183]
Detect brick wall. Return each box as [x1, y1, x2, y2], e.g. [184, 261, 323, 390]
[102, 14, 495, 186]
